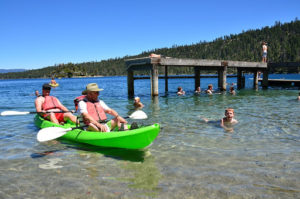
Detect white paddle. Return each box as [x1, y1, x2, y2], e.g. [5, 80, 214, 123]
[1, 110, 73, 116]
[37, 110, 148, 142]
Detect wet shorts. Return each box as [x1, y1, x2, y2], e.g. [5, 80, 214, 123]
[43, 113, 64, 123]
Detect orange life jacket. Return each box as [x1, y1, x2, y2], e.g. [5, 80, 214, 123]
[74, 95, 86, 111]
[84, 98, 107, 122]
[42, 96, 62, 111]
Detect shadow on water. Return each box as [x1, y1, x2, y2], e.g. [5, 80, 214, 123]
[31, 140, 148, 162]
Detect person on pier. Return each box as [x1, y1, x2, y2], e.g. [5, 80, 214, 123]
[262, 41, 268, 63]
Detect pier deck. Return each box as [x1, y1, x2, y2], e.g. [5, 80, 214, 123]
[126, 57, 299, 96]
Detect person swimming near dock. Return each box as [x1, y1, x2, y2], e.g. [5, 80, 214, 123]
[177, 86, 185, 95]
[229, 84, 236, 95]
[195, 87, 201, 94]
[205, 84, 214, 94]
[134, 96, 144, 109]
[202, 108, 238, 132]
[34, 90, 41, 97]
[298, 92, 300, 100]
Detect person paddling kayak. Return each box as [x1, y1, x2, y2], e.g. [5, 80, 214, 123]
[77, 83, 128, 132]
[35, 83, 77, 124]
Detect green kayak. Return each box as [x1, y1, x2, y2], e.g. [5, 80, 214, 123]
[34, 115, 160, 149]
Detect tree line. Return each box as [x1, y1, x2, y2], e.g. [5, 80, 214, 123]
[1, 19, 299, 79]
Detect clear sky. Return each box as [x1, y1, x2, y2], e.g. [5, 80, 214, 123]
[0, 0, 299, 69]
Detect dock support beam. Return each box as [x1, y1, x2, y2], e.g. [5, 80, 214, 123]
[218, 62, 227, 91]
[165, 66, 168, 92]
[194, 67, 200, 91]
[151, 65, 159, 96]
[127, 70, 134, 97]
[253, 70, 259, 90]
[262, 69, 269, 89]
[237, 69, 245, 89]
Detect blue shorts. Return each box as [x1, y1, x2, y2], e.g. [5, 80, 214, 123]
[262, 52, 267, 58]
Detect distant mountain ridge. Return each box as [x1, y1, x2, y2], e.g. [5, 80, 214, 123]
[0, 69, 26, 73]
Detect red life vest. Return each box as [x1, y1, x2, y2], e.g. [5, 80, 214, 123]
[42, 96, 62, 111]
[74, 95, 86, 111]
[84, 98, 107, 122]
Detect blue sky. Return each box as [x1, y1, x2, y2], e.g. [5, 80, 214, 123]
[0, 0, 299, 69]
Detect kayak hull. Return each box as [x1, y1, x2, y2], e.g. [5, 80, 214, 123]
[34, 115, 160, 149]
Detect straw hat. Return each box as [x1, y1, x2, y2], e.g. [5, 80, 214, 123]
[83, 83, 103, 93]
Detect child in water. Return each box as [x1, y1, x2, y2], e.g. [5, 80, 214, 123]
[195, 87, 201, 94]
[134, 97, 144, 109]
[202, 108, 238, 132]
[229, 86, 236, 95]
[177, 86, 185, 95]
[205, 84, 214, 94]
[220, 108, 238, 132]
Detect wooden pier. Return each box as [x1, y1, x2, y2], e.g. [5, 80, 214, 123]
[125, 57, 268, 96]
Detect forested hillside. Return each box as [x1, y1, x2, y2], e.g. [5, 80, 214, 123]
[1, 19, 299, 79]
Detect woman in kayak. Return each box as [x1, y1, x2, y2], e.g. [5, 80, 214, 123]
[35, 83, 77, 124]
[77, 83, 128, 132]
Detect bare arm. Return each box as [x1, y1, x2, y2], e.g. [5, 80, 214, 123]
[105, 109, 127, 124]
[56, 100, 69, 112]
[35, 97, 44, 112]
[82, 112, 108, 132]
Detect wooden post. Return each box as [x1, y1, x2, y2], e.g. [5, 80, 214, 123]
[218, 70, 222, 88]
[127, 70, 134, 97]
[237, 69, 243, 89]
[165, 66, 168, 92]
[253, 70, 259, 90]
[262, 68, 269, 89]
[194, 67, 200, 91]
[218, 62, 227, 91]
[150, 64, 159, 96]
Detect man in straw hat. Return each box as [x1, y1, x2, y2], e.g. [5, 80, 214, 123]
[77, 83, 128, 132]
[35, 83, 77, 124]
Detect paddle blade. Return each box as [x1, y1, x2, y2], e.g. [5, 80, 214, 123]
[129, 110, 148, 119]
[37, 127, 72, 142]
[1, 111, 30, 116]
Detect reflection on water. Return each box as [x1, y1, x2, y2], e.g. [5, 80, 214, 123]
[0, 76, 299, 198]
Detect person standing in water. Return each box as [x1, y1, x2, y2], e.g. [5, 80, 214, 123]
[177, 86, 185, 95]
[134, 97, 144, 109]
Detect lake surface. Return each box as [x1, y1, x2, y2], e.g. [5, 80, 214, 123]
[0, 74, 299, 199]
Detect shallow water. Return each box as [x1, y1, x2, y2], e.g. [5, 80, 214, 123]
[0, 75, 299, 198]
